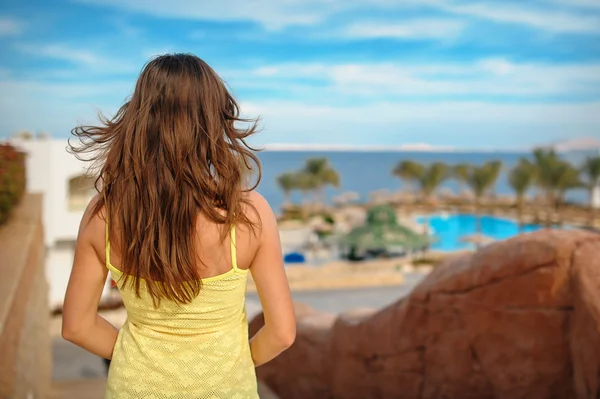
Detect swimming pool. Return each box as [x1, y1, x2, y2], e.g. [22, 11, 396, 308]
[415, 214, 544, 252]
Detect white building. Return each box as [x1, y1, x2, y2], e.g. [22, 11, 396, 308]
[10, 137, 110, 310]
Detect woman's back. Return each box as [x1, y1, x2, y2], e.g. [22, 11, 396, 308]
[106, 220, 258, 398]
[61, 54, 295, 399]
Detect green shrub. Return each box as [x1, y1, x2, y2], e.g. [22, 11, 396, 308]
[0, 144, 26, 225]
[322, 213, 335, 225]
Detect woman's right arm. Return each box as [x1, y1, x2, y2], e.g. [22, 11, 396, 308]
[248, 193, 296, 367]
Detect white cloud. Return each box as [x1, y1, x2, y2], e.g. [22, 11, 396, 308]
[241, 100, 600, 148]
[441, 2, 600, 33]
[76, 0, 328, 30]
[228, 59, 600, 98]
[0, 80, 126, 136]
[14, 43, 140, 74]
[550, 0, 600, 9]
[0, 79, 133, 100]
[1, 75, 598, 148]
[16, 44, 99, 65]
[478, 58, 516, 76]
[74, 0, 600, 35]
[0, 17, 23, 36]
[342, 19, 464, 39]
[110, 17, 143, 37]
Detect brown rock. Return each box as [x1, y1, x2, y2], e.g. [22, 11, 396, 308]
[251, 230, 600, 398]
[251, 303, 336, 399]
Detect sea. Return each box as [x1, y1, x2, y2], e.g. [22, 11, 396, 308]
[254, 150, 592, 212]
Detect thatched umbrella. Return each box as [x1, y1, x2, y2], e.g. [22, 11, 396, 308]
[335, 205, 430, 259]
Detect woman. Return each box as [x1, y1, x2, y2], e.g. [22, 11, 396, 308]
[62, 53, 296, 398]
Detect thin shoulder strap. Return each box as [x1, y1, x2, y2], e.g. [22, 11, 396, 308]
[105, 217, 111, 268]
[230, 224, 238, 271]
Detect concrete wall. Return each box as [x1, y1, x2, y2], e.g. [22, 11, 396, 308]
[593, 185, 600, 209]
[11, 138, 90, 247]
[0, 194, 51, 399]
[9, 139, 112, 310]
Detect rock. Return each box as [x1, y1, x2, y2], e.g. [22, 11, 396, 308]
[250, 303, 336, 399]
[249, 229, 600, 399]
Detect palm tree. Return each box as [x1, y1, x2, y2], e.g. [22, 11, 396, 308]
[393, 161, 425, 195]
[554, 162, 582, 226]
[320, 167, 340, 199]
[533, 148, 582, 225]
[465, 161, 502, 233]
[508, 159, 536, 230]
[452, 163, 470, 197]
[391, 161, 447, 250]
[293, 172, 319, 217]
[533, 148, 566, 208]
[415, 162, 448, 203]
[277, 172, 297, 207]
[581, 156, 600, 226]
[412, 162, 448, 251]
[486, 160, 503, 200]
[303, 158, 340, 207]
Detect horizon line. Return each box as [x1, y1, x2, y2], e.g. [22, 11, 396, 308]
[260, 143, 530, 153]
[6, 137, 599, 154]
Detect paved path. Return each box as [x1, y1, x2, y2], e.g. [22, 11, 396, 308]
[246, 272, 426, 317]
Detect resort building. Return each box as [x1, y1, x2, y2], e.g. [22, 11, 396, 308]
[10, 137, 107, 310]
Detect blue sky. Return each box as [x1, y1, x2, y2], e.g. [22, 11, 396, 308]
[0, 0, 599, 149]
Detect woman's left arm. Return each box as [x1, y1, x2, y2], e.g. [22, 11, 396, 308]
[62, 198, 119, 359]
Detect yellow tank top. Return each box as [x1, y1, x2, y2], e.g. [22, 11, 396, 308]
[104, 222, 258, 399]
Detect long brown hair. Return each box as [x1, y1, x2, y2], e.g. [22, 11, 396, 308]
[69, 53, 261, 305]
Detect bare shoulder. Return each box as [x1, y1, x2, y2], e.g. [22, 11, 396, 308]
[81, 194, 105, 227]
[242, 190, 277, 235]
[77, 194, 106, 253]
[244, 190, 275, 219]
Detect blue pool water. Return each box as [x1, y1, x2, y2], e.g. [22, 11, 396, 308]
[416, 214, 544, 252]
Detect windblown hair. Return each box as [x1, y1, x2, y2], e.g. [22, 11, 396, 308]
[69, 53, 261, 306]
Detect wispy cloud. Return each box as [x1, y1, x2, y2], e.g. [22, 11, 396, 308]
[442, 2, 600, 33]
[242, 100, 600, 148]
[110, 17, 143, 37]
[2, 0, 599, 147]
[14, 43, 140, 74]
[0, 79, 131, 135]
[75, 0, 326, 30]
[228, 59, 600, 99]
[0, 17, 24, 36]
[74, 0, 600, 35]
[550, 0, 600, 9]
[342, 18, 465, 40]
[0, 79, 133, 100]
[16, 43, 100, 65]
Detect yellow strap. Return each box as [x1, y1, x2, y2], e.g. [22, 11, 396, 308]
[105, 217, 111, 268]
[230, 224, 238, 271]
